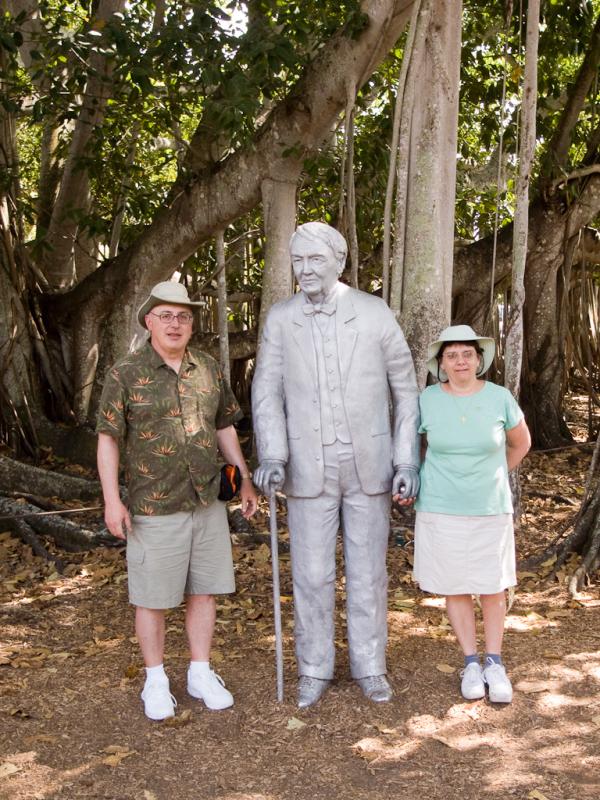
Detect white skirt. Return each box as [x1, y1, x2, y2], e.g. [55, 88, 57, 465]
[413, 511, 516, 595]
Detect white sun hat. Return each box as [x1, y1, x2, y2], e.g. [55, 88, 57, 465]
[426, 324, 495, 382]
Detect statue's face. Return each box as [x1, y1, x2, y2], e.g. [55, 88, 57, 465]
[290, 236, 340, 299]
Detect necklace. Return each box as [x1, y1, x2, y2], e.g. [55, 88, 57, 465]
[442, 383, 485, 423]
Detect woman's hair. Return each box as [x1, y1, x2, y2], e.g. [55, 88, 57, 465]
[436, 340, 484, 362]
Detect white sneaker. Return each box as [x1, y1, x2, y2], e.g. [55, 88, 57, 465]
[141, 677, 176, 721]
[460, 662, 485, 700]
[483, 659, 513, 703]
[187, 668, 234, 710]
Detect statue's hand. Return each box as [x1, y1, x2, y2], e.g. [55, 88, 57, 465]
[392, 466, 420, 506]
[254, 460, 286, 495]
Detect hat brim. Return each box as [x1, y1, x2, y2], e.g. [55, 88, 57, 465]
[137, 295, 204, 329]
[426, 337, 495, 381]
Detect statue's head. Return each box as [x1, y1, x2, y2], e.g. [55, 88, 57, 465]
[289, 222, 347, 299]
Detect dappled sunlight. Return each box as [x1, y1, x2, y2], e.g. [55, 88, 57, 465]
[0, 750, 96, 800]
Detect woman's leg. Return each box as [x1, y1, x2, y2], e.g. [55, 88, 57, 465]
[445, 594, 477, 655]
[480, 591, 507, 654]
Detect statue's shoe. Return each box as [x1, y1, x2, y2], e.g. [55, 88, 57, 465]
[356, 674, 393, 703]
[297, 676, 331, 708]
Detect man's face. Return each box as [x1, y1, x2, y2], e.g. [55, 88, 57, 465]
[290, 236, 340, 299]
[145, 303, 193, 355]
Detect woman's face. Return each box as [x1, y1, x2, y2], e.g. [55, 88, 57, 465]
[440, 343, 480, 382]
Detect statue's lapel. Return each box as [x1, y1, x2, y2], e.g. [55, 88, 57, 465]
[336, 285, 357, 389]
[292, 298, 318, 387]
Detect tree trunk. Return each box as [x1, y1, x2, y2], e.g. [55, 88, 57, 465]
[504, 0, 539, 400]
[258, 177, 297, 337]
[216, 230, 231, 384]
[390, 0, 462, 387]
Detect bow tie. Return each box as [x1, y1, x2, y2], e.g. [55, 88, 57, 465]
[303, 303, 336, 316]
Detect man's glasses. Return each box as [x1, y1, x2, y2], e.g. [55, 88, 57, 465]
[149, 311, 194, 325]
[442, 350, 477, 362]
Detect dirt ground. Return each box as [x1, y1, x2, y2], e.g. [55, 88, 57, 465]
[1, 404, 600, 800]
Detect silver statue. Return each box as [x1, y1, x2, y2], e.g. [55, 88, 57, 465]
[252, 222, 420, 707]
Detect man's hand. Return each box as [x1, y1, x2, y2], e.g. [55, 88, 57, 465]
[240, 478, 258, 519]
[392, 466, 420, 507]
[104, 498, 132, 540]
[253, 461, 286, 495]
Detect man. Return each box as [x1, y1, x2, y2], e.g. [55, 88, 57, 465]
[252, 222, 420, 708]
[97, 281, 257, 721]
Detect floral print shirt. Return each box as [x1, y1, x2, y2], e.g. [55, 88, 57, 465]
[96, 342, 242, 516]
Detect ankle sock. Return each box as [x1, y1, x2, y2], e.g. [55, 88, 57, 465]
[145, 664, 167, 682]
[485, 653, 503, 666]
[189, 660, 211, 678]
[464, 654, 480, 667]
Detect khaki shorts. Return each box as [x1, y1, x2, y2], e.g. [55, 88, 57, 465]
[127, 501, 235, 609]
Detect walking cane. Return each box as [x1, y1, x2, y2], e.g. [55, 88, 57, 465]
[269, 487, 284, 702]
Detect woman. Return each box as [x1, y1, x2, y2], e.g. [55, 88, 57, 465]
[413, 325, 531, 703]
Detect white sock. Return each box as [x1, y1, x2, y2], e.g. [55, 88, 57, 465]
[189, 660, 211, 677]
[145, 664, 167, 682]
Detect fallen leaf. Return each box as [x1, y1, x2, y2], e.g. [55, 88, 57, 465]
[253, 544, 271, 564]
[515, 680, 555, 694]
[528, 791, 550, 800]
[9, 708, 32, 719]
[124, 664, 140, 680]
[144, 792, 158, 800]
[373, 724, 396, 735]
[163, 709, 192, 728]
[0, 762, 20, 779]
[431, 734, 454, 748]
[436, 663, 456, 674]
[102, 748, 136, 767]
[286, 716, 307, 731]
[23, 735, 58, 746]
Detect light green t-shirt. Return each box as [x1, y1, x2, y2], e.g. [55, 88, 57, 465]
[415, 381, 524, 516]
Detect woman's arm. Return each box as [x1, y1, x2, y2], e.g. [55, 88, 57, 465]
[506, 419, 531, 471]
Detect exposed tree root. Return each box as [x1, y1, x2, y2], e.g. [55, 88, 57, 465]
[569, 511, 600, 595]
[228, 508, 289, 553]
[11, 519, 65, 572]
[0, 455, 100, 501]
[0, 497, 113, 551]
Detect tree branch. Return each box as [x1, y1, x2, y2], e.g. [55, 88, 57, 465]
[42, 0, 126, 289]
[52, 0, 416, 322]
[543, 13, 600, 178]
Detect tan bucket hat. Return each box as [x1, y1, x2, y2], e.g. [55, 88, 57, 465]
[426, 324, 495, 382]
[137, 281, 204, 329]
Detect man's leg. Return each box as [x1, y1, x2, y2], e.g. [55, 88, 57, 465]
[135, 608, 175, 721]
[136, 606, 166, 666]
[185, 594, 216, 660]
[129, 512, 192, 721]
[184, 502, 235, 709]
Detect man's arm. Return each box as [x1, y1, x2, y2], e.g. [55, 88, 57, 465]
[97, 432, 132, 540]
[216, 425, 258, 519]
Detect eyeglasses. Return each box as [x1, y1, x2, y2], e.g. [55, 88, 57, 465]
[442, 350, 478, 362]
[149, 311, 194, 325]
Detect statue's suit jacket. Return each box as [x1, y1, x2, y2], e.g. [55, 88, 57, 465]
[252, 283, 420, 498]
